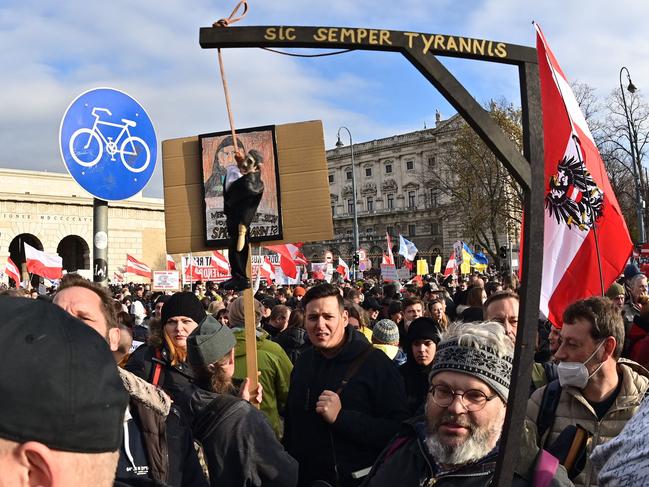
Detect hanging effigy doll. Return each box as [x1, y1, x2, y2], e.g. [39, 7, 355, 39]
[220, 146, 264, 291]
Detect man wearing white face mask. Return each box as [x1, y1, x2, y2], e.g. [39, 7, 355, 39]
[526, 296, 649, 487]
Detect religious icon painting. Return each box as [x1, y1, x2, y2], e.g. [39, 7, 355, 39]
[199, 125, 283, 247]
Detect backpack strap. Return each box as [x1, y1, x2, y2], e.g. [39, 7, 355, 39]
[537, 379, 562, 446]
[336, 345, 375, 395]
[151, 348, 164, 388]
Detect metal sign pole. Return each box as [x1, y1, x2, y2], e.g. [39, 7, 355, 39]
[93, 198, 109, 286]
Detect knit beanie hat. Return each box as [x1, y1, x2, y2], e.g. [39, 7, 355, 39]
[605, 282, 625, 299]
[430, 323, 513, 401]
[293, 286, 306, 297]
[406, 317, 442, 344]
[161, 292, 206, 325]
[372, 319, 400, 344]
[187, 315, 237, 366]
[624, 264, 641, 281]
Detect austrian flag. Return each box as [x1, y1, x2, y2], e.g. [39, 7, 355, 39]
[5, 257, 21, 286]
[126, 254, 152, 279]
[535, 24, 632, 326]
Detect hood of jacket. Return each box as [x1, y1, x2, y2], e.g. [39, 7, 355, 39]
[316, 326, 372, 364]
[118, 367, 171, 417]
[275, 327, 308, 348]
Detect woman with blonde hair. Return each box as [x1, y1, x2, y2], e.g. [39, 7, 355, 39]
[125, 291, 206, 404]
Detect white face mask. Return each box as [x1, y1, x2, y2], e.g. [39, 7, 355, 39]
[557, 340, 606, 388]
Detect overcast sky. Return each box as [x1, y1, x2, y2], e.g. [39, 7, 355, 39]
[1, 0, 647, 198]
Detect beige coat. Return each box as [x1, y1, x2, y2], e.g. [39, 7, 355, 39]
[526, 360, 649, 487]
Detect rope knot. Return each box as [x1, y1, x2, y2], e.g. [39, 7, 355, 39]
[213, 1, 248, 28]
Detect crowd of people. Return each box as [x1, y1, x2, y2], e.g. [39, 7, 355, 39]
[2, 264, 649, 486]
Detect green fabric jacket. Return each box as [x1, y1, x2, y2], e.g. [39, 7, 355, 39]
[232, 328, 293, 437]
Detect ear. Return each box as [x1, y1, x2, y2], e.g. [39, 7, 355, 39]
[602, 336, 617, 360]
[18, 441, 56, 487]
[107, 327, 121, 352]
[341, 309, 349, 327]
[228, 348, 236, 365]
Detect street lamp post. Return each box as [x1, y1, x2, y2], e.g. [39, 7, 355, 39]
[619, 66, 646, 243]
[336, 127, 360, 279]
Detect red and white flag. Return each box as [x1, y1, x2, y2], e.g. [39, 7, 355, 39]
[5, 257, 20, 286]
[166, 254, 176, 271]
[536, 24, 632, 326]
[113, 271, 124, 284]
[126, 254, 152, 279]
[385, 232, 395, 265]
[337, 257, 350, 280]
[24, 243, 62, 280]
[211, 251, 230, 274]
[264, 244, 298, 279]
[259, 256, 276, 282]
[287, 242, 308, 265]
[444, 251, 457, 277]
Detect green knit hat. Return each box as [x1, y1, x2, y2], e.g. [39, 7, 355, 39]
[187, 315, 236, 366]
[605, 282, 625, 299]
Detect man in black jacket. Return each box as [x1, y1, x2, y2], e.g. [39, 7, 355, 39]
[283, 284, 409, 487]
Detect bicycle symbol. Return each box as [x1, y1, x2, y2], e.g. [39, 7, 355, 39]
[69, 107, 151, 173]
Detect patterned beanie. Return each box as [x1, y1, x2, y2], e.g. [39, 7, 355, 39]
[372, 319, 400, 344]
[430, 332, 513, 401]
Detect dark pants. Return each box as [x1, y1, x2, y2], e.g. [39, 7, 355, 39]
[226, 216, 248, 279]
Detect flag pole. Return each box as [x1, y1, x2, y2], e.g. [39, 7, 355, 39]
[572, 134, 605, 295]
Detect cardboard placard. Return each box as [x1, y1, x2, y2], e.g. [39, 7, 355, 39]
[162, 120, 333, 254]
[152, 270, 180, 291]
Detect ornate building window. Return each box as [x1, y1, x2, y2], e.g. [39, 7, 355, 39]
[408, 224, 416, 236]
[387, 194, 394, 210]
[385, 163, 392, 174]
[408, 191, 416, 208]
[329, 173, 334, 183]
[367, 197, 374, 213]
[406, 160, 414, 171]
[346, 169, 352, 180]
[365, 167, 372, 177]
[347, 199, 354, 215]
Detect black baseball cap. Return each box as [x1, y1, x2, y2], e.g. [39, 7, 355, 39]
[0, 297, 128, 452]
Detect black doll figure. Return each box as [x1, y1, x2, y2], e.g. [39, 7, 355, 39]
[220, 149, 264, 291]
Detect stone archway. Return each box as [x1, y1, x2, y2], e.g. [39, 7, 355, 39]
[57, 235, 90, 272]
[8, 233, 44, 287]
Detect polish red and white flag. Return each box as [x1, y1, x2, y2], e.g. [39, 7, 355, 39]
[259, 256, 276, 282]
[24, 243, 63, 280]
[337, 257, 350, 280]
[166, 254, 176, 271]
[126, 254, 152, 279]
[5, 257, 21, 286]
[536, 24, 632, 326]
[211, 251, 230, 274]
[444, 251, 457, 277]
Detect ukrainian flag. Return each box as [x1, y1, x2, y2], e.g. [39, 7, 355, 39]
[460, 242, 488, 272]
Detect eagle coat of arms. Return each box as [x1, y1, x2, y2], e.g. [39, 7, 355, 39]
[545, 156, 604, 231]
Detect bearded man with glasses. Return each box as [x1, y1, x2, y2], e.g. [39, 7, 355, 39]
[363, 321, 571, 486]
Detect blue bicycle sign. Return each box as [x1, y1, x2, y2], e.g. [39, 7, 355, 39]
[60, 87, 157, 200]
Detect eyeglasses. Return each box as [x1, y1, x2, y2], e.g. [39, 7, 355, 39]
[428, 384, 498, 411]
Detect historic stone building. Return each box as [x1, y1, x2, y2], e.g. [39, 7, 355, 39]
[0, 168, 166, 284]
[303, 116, 467, 269]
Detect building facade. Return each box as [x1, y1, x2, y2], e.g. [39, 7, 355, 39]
[304, 116, 467, 269]
[0, 168, 166, 284]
